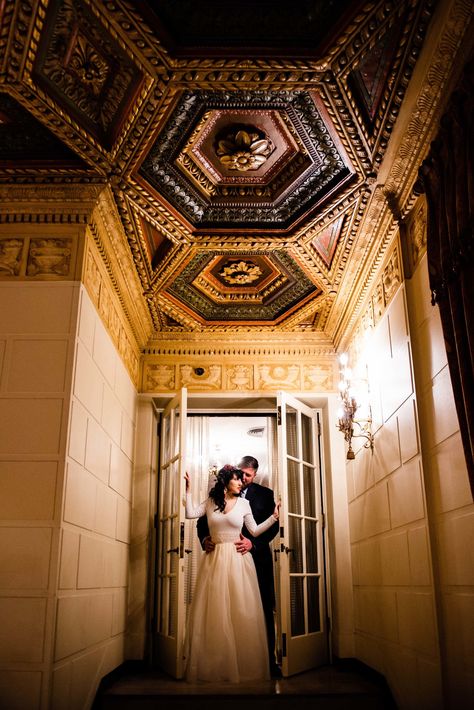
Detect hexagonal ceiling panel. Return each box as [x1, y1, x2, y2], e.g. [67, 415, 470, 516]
[2, 0, 438, 336]
[163, 250, 322, 324]
[137, 90, 356, 231]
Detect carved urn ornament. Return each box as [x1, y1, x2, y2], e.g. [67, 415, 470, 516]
[215, 126, 273, 171]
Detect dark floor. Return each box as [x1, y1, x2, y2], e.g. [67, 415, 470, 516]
[93, 661, 398, 709]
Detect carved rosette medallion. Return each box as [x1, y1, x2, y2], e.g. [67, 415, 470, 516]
[215, 126, 273, 172]
[218, 261, 263, 285]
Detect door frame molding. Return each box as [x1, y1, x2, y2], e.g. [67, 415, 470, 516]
[130, 390, 354, 666]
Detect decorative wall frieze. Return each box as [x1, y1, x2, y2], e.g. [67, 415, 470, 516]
[142, 355, 337, 394]
[142, 328, 337, 394]
[0, 231, 79, 280]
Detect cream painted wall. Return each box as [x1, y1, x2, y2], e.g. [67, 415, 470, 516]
[0, 282, 78, 709]
[0, 282, 137, 710]
[52, 286, 137, 710]
[348, 284, 442, 709]
[406, 254, 474, 707]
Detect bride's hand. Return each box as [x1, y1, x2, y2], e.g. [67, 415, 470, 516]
[184, 472, 190, 492]
[273, 501, 281, 519]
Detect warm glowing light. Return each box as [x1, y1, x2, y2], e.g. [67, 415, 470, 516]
[336, 353, 374, 459]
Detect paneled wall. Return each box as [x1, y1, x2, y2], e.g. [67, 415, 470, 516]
[0, 282, 137, 710]
[0, 282, 78, 709]
[406, 254, 474, 707]
[347, 284, 442, 709]
[52, 286, 137, 710]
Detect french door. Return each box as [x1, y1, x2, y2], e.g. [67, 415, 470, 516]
[154, 389, 329, 678]
[276, 391, 328, 675]
[154, 388, 187, 678]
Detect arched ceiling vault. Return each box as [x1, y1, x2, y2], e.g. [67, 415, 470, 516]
[0, 0, 469, 348]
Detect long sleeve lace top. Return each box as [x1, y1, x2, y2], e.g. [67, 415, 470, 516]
[185, 492, 277, 544]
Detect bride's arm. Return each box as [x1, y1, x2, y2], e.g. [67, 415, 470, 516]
[243, 501, 279, 537]
[185, 493, 207, 519]
[184, 472, 208, 519]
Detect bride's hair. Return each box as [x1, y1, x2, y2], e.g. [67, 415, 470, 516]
[209, 465, 243, 512]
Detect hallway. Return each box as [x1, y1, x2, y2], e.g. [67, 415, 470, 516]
[93, 662, 397, 710]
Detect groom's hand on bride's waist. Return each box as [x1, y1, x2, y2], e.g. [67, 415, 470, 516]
[234, 533, 252, 555]
[203, 536, 216, 554]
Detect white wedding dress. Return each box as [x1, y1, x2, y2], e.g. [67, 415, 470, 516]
[184, 493, 277, 682]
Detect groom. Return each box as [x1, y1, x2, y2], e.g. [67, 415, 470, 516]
[197, 455, 280, 675]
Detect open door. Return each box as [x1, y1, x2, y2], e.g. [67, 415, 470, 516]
[277, 391, 328, 676]
[154, 388, 188, 678]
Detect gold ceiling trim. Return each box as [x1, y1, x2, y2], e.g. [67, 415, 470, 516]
[0, 183, 103, 221]
[83, 231, 140, 385]
[328, 0, 474, 348]
[90, 188, 153, 348]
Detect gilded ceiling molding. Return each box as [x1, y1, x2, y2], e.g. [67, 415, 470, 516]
[113, 189, 186, 292]
[345, 241, 403, 362]
[320, 76, 373, 177]
[120, 176, 190, 243]
[296, 202, 359, 283]
[100, 0, 174, 73]
[277, 295, 333, 332]
[382, 0, 474, 212]
[145, 333, 335, 355]
[330, 187, 397, 345]
[7, 0, 156, 169]
[335, 0, 434, 160]
[83, 230, 140, 385]
[329, 0, 473, 349]
[0, 183, 103, 222]
[112, 86, 180, 176]
[90, 188, 153, 348]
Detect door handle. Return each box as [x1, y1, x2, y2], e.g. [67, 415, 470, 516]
[167, 547, 179, 554]
[283, 546, 294, 555]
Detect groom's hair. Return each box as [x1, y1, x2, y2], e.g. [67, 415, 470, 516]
[238, 455, 258, 471]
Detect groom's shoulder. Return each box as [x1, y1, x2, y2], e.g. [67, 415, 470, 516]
[252, 483, 274, 498]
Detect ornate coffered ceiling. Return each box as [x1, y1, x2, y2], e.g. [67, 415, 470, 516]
[1, 0, 469, 344]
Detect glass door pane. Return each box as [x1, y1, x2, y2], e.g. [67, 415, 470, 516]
[277, 391, 328, 676]
[155, 389, 187, 678]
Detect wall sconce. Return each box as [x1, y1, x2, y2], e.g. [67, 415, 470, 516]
[337, 353, 374, 460]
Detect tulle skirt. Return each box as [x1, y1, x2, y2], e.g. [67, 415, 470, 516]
[184, 541, 270, 682]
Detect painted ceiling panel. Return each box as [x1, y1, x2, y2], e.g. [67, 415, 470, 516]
[0, 0, 437, 334]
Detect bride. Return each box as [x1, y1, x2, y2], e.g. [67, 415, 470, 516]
[184, 465, 279, 682]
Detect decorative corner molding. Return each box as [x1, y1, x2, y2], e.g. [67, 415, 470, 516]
[83, 232, 141, 386]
